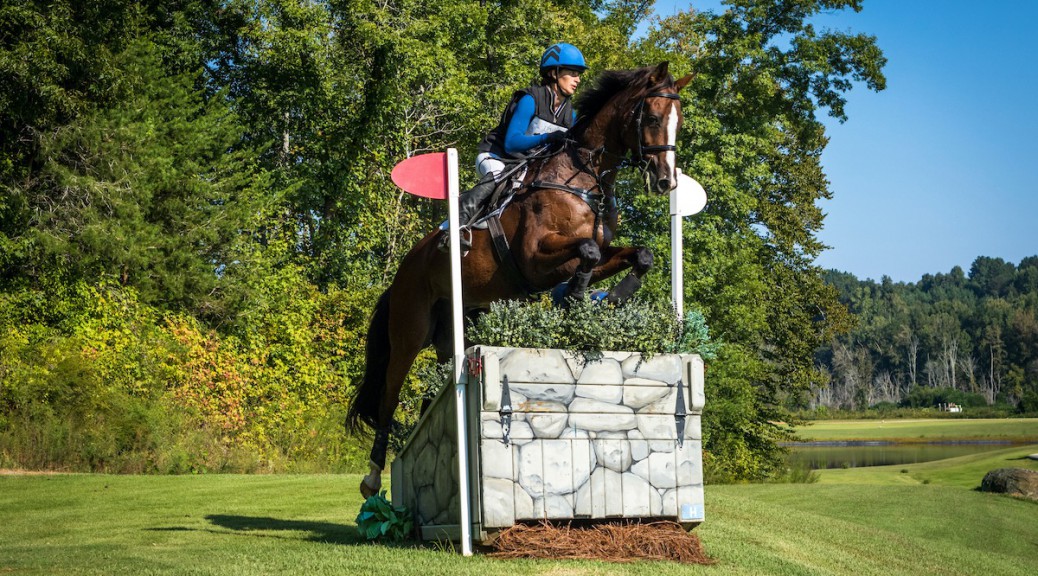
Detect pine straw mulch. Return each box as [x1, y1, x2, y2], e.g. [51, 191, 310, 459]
[488, 520, 714, 564]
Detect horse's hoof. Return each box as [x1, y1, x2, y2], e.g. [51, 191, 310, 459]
[360, 476, 380, 499]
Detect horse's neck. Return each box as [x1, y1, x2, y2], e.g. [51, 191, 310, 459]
[575, 105, 628, 175]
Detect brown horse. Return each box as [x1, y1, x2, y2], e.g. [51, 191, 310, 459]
[347, 62, 692, 497]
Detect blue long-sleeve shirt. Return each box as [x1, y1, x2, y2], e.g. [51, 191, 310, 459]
[503, 94, 577, 155]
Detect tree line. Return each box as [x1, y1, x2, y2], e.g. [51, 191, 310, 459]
[1, 0, 885, 479]
[815, 257, 1038, 414]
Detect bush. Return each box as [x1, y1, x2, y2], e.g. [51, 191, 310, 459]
[0, 279, 368, 473]
[466, 295, 718, 360]
[1018, 391, 1038, 415]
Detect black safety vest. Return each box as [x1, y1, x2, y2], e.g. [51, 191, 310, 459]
[478, 84, 574, 159]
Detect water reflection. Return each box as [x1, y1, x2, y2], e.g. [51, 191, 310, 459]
[782, 441, 1016, 469]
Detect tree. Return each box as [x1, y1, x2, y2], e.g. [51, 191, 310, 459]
[627, 0, 884, 477]
[970, 256, 1016, 298]
[3, 35, 265, 318]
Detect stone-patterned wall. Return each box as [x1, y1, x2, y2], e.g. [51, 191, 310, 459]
[391, 346, 706, 542]
[391, 387, 461, 529]
[476, 347, 705, 529]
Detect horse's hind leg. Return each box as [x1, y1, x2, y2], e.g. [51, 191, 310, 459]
[359, 284, 438, 498]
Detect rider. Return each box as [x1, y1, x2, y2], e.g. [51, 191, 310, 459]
[444, 43, 588, 244]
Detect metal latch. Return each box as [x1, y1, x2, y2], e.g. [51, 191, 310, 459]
[500, 375, 513, 446]
[675, 378, 686, 448]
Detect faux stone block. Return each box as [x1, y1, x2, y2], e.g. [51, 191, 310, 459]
[500, 348, 575, 384]
[567, 398, 637, 432]
[481, 437, 514, 480]
[482, 477, 517, 527]
[622, 354, 682, 384]
[593, 431, 632, 472]
[528, 404, 568, 438]
[630, 451, 678, 489]
[620, 471, 662, 517]
[622, 377, 672, 409]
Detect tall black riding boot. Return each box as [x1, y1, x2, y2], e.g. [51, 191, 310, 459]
[439, 178, 498, 252]
[457, 178, 498, 226]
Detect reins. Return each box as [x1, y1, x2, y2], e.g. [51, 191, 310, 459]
[486, 85, 681, 296]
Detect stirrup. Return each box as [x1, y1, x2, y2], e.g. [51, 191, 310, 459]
[437, 227, 471, 255]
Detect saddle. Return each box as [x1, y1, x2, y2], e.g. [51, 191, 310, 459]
[467, 161, 529, 230]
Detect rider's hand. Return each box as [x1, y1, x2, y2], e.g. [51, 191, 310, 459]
[543, 130, 568, 145]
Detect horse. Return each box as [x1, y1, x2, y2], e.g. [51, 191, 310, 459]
[346, 61, 692, 497]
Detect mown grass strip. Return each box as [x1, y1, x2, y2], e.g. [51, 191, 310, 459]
[795, 418, 1038, 442]
[817, 443, 1038, 487]
[2, 471, 1036, 575]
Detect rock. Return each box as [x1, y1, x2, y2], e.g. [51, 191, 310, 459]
[482, 477, 517, 527]
[528, 405, 568, 438]
[1028, 454, 1038, 461]
[481, 437, 515, 480]
[500, 348, 575, 387]
[621, 354, 681, 384]
[560, 428, 597, 485]
[568, 398, 637, 432]
[434, 441, 454, 509]
[628, 429, 650, 461]
[630, 451, 678, 489]
[980, 468, 1038, 500]
[533, 494, 574, 519]
[518, 439, 593, 496]
[593, 431, 632, 472]
[575, 360, 624, 403]
[416, 485, 439, 523]
[622, 377, 672, 409]
[575, 467, 624, 517]
[636, 414, 678, 453]
[620, 472, 662, 516]
[513, 482, 536, 520]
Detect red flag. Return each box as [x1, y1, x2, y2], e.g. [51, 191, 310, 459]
[391, 152, 448, 200]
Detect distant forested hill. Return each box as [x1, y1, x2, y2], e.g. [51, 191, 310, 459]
[815, 256, 1038, 412]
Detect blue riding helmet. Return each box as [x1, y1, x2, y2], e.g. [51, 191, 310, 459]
[540, 43, 587, 71]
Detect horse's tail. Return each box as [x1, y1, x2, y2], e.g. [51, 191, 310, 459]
[345, 288, 392, 435]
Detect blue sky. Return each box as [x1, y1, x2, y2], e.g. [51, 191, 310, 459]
[646, 0, 1038, 282]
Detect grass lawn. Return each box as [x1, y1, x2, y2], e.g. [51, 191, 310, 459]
[3, 465, 1036, 575]
[795, 417, 1038, 443]
[817, 443, 1038, 487]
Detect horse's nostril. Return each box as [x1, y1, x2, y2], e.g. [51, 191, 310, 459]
[657, 179, 671, 192]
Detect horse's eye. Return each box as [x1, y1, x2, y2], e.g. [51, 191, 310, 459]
[646, 115, 661, 127]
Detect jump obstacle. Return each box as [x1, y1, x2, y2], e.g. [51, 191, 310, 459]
[387, 150, 708, 550]
[391, 346, 706, 543]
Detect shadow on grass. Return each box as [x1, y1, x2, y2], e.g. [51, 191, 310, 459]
[147, 515, 435, 550]
[201, 515, 363, 545]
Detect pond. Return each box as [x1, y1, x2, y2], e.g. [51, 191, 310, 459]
[782, 441, 1018, 469]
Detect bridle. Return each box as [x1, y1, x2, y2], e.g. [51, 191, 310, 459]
[629, 90, 681, 163]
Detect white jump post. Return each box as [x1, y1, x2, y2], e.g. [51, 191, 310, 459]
[670, 185, 685, 321]
[445, 148, 473, 556]
[670, 168, 708, 318]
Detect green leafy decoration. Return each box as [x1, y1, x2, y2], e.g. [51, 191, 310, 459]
[355, 492, 413, 543]
[466, 295, 718, 361]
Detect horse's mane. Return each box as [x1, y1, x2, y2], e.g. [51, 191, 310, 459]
[571, 66, 674, 136]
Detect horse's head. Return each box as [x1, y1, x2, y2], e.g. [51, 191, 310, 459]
[625, 62, 693, 194]
[571, 63, 693, 193]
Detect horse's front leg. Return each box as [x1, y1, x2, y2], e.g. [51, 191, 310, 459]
[526, 233, 602, 301]
[592, 245, 653, 305]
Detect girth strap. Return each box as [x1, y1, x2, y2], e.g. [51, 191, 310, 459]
[530, 180, 614, 212]
[486, 215, 536, 296]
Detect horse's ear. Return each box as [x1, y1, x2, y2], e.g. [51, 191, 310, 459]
[650, 61, 670, 84]
[675, 74, 694, 92]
